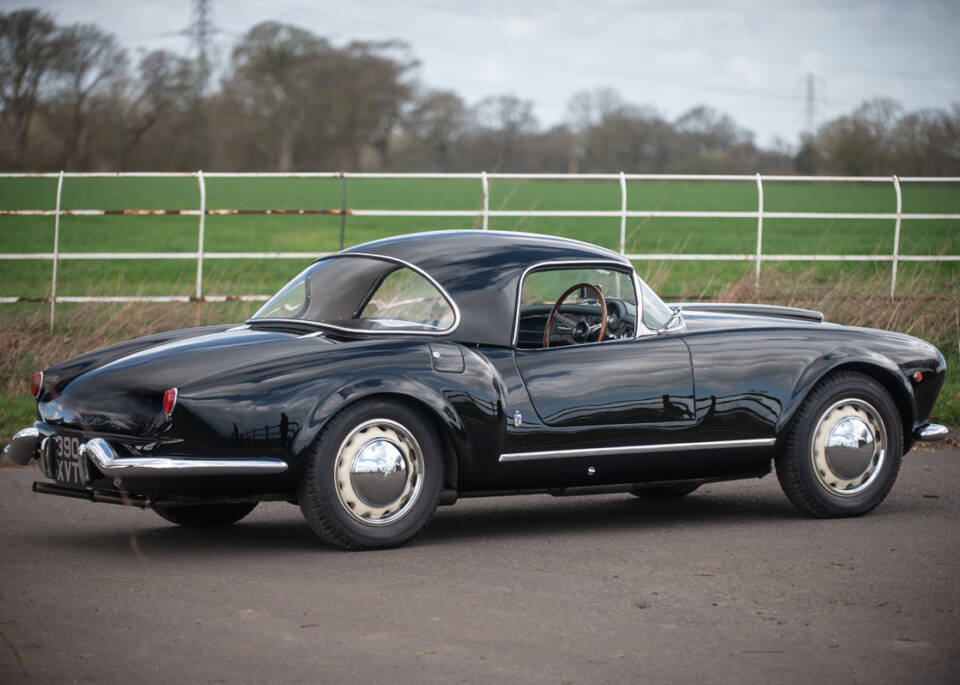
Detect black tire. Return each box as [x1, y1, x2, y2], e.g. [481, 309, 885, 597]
[152, 502, 257, 526]
[775, 371, 903, 518]
[630, 483, 701, 499]
[298, 399, 443, 550]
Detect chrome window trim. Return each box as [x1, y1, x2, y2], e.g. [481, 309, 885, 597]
[248, 252, 461, 337]
[499, 437, 776, 463]
[511, 259, 637, 348]
[632, 272, 685, 337]
[633, 272, 657, 337]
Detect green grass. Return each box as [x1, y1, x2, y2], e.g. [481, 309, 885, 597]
[1, 176, 957, 437]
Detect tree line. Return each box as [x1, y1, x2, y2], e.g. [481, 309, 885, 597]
[2, 8, 958, 175]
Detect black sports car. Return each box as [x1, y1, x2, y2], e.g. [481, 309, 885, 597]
[5, 230, 949, 549]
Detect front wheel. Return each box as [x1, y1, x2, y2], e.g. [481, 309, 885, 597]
[152, 502, 257, 526]
[298, 400, 443, 550]
[775, 372, 903, 518]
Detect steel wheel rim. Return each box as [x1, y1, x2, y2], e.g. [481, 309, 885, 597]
[810, 397, 886, 497]
[334, 418, 424, 526]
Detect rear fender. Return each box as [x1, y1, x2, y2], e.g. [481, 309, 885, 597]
[292, 374, 470, 469]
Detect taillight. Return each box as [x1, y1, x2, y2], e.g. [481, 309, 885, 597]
[30, 371, 43, 399]
[162, 388, 179, 416]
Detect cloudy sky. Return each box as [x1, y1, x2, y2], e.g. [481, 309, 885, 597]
[12, 0, 960, 147]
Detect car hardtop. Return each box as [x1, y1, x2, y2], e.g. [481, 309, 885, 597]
[338, 230, 633, 347]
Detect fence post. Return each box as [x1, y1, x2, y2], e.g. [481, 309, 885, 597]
[619, 171, 627, 254]
[339, 172, 346, 250]
[196, 170, 206, 301]
[890, 175, 902, 298]
[755, 173, 764, 290]
[49, 170, 64, 330]
[481, 171, 489, 230]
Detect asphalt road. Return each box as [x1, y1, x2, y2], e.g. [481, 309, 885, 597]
[1, 451, 958, 685]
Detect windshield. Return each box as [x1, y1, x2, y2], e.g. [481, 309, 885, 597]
[250, 256, 457, 333]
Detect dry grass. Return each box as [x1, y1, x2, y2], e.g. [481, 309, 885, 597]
[716, 268, 960, 350]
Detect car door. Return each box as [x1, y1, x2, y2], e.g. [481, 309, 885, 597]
[512, 264, 695, 441]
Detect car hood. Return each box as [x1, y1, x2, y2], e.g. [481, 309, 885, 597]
[38, 325, 340, 435]
[680, 308, 940, 368]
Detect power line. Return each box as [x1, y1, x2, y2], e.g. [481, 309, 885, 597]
[181, 0, 220, 88]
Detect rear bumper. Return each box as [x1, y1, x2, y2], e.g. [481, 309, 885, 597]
[3, 427, 39, 465]
[914, 423, 949, 443]
[5, 424, 288, 481]
[78, 438, 288, 479]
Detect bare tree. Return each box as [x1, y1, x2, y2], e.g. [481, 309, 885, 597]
[225, 22, 333, 170]
[0, 9, 58, 166]
[50, 23, 127, 167]
[111, 50, 197, 168]
[340, 40, 416, 170]
[473, 95, 538, 170]
[404, 89, 468, 171]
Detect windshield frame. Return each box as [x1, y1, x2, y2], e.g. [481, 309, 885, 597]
[247, 252, 462, 337]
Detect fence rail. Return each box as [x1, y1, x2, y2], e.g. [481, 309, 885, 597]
[1, 171, 958, 329]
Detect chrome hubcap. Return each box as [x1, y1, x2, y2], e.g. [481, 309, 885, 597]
[334, 419, 423, 526]
[811, 398, 886, 496]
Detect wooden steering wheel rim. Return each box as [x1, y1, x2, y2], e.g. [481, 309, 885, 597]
[543, 282, 607, 348]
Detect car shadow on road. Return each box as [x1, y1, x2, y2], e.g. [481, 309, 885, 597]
[25, 486, 922, 556]
[418, 489, 801, 545]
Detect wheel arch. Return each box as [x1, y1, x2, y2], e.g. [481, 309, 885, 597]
[292, 380, 466, 492]
[781, 356, 915, 453]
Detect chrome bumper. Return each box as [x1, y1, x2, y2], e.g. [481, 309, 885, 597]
[5, 426, 288, 480]
[3, 427, 40, 465]
[914, 423, 949, 443]
[78, 438, 288, 479]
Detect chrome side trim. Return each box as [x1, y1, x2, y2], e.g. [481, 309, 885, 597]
[914, 423, 948, 443]
[512, 259, 637, 347]
[498, 437, 776, 463]
[79, 438, 288, 478]
[4, 426, 40, 465]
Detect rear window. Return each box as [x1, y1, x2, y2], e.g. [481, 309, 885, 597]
[251, 256, 457, 333]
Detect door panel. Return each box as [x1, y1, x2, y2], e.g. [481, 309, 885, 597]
[514, 336, 695, 429]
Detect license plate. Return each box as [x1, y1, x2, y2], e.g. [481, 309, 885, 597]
[51, 434, 85, 484]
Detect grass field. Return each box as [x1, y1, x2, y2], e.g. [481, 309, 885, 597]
[1, 176, 958, 441]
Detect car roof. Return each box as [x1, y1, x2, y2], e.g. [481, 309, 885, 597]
[341, 230, 631, 346]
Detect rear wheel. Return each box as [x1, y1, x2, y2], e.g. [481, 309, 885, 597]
[775, 372, 903, 518]
[298, 399, 443, 550]
[152, 502, 257, 526]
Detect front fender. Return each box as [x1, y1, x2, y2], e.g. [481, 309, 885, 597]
[779, 347, 914, 433]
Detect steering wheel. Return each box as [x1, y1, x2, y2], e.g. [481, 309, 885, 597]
[543, 282, 607, 348]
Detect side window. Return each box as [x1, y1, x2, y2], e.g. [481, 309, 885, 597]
[517, 267, 637, 348]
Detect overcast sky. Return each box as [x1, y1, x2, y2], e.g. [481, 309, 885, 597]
[11, 0, 960, 147]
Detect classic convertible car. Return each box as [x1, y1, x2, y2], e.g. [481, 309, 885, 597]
[5, 230, 949, 549]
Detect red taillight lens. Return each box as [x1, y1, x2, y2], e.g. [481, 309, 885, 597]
[30, 371, 43, 399]
[162, 388, 179, 416]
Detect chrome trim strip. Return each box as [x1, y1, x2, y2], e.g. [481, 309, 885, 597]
[511, 259, 636, 347]
[247, 252, 461, 337]
[914, 423, 948, 443]
[79, 438, 288, 478]
[4, 426, 40, 465]
[498, 437, 777, 463]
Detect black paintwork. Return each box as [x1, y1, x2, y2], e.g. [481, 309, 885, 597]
[29, 230, 947, 501]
